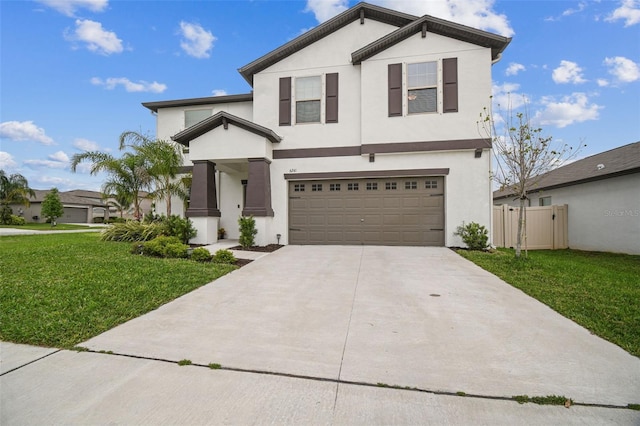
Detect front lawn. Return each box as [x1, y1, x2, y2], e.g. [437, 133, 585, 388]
[0, 232, 235, 348]
[0, 223, 98, 231]
[457, 248, 640, 357]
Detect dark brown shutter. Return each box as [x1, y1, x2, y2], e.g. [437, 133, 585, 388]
[279, 77, 291, 126]
[388, 63, 402, 117]
[443, 58, 458, 113]
[325, 73, 339, 123]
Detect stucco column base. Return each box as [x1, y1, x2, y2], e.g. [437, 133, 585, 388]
[252, 217, 274, 247]
[190, 217, 220, 245]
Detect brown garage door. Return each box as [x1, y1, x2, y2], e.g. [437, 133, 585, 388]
[289, 176, 444, 246]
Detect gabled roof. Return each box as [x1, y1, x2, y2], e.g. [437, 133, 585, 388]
[171, 111, 282, 146]
[143, 93, 253, 113]
[352, 14, 511, 64]
[238, 2, 417, 86]
[494, 142, 640, 199]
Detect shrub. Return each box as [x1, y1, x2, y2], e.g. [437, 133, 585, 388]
[141, 236, 188, 258]
[93, 217, 104, 224]
[238, 216, 257, 249]
[213, 249, 237, 264]
[454, 221, 489, 251]
[162, 214, 197, 244]
[164, 242, 189, 259]
[9, 215, 25, 225]
[100, 221, 164, 242]
[191, 247, 212, 262]
[108, 217, 126, 224]
[0, 206, 12, 224]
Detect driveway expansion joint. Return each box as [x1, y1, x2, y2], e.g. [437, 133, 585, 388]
[79, 348, 638, 412]
[0, 348, 62, 377]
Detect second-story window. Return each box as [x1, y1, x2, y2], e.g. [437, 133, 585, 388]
[295, 76, 322, 123]
[185, 108, 212, 128]
[407, 62, 437, 114]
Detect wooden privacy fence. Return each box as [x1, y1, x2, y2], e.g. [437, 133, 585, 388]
[493, 204, 568, 250]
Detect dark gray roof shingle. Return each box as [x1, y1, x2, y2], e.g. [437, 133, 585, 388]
[494, 142, 640, 199]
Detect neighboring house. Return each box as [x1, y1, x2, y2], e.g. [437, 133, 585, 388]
[10, 190, 108, 224]
[143, 2, 511, 246]
[493, 142, 640, 255]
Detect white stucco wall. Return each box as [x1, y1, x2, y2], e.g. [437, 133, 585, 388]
[360, 32, 492, 144]
[526, 174, 639, 254]
[155, 101, 253, 141]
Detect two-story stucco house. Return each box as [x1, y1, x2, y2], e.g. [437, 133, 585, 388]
[143, 2, 511, 246]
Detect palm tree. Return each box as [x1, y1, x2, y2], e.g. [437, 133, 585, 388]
[102, 185, 134, 218]
[70, 151, 151, 220]
[119, 131, 188, 216]
[0, 169, 35, 208]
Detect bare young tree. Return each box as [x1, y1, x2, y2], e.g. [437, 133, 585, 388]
[479, 97, 583, 258]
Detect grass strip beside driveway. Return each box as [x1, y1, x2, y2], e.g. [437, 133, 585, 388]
[457, 248, 640, 357]
[0, 233, 236, 348]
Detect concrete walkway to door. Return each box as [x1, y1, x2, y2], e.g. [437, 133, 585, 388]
[2, 246, 639, 424]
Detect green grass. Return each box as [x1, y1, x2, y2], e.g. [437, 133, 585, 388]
[0, 233, 236, 348]
[0, 223, 98, 231]
[457, 248, 640, 357]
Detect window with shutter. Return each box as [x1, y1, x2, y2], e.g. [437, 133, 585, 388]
[407, 61, 437, 114]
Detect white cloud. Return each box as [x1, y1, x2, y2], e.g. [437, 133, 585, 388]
[91, 77, 167, 93]
[545, 1, 587, 21]
[178, 22, 215, 59]
[65, 19, 123, 55]
[492, 82, 528, 110]
[535, 93, 602, 128]
[505, 62, 525, 76]
[597, 78, 610, 87]
[604, 56, 640, 83]
[375, 0, 514, 37]
[552, 60, 587, 84]
[305, 0, 349, 23]
[606, 0, 640, 26]
[24, 151, 70, 170]
[0, 121, 54, 145]
[36, 0, 108, 17]
[212, 89, 228, 96]
[73, 138, 100, 151]
[0, 152, 18, 169]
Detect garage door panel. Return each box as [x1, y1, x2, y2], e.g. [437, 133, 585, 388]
[289, 177, 445, 246]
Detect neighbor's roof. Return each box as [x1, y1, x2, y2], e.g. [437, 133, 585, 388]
[238, 2, 511, 86]
[493, 141, 640, 199]
[171, 111, 282, 146]
[28, 190, 107, 206]
[143, 93, 253, 113]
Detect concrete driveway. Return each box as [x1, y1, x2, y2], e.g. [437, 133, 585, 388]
[2, 246, 639, 424]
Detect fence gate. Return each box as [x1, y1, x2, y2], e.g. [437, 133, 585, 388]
[493, 204, 568, 250]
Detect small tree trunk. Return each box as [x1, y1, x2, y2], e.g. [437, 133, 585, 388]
[515, 197, 526, 258]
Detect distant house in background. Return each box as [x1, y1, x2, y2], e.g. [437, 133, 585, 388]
[12, 190, 107, 224]
[493, 142, 640, 255]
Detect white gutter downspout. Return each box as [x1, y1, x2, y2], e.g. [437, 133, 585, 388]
[492, 53, 503, 65]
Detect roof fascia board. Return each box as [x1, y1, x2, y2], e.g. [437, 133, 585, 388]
[142, 93, 253, 113]
[238, 2, 417, 86]
[171, 111, 282, 146]
[352, 14, 511, 64]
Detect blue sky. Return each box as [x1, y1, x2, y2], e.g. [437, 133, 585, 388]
[1, 0, 639, 192]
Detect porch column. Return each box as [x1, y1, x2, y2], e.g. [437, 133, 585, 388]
[186, 160, 221, 218]
[242, 158, 274, 217]
[186, 160, 220, 245]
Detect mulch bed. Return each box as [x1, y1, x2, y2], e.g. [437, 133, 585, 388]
[229, 244, 284, 253]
